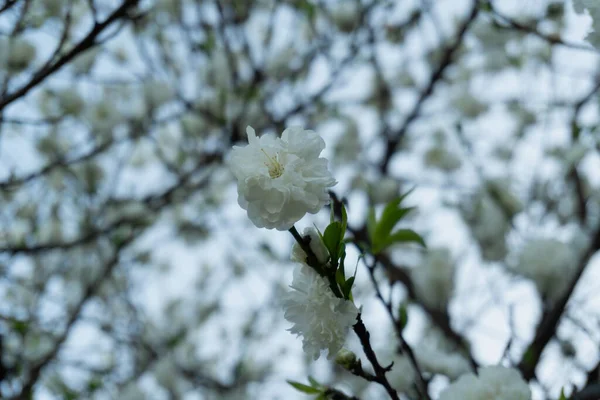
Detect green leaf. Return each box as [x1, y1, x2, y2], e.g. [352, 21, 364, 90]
[375, 229, 425, 253]
[373, 206, 414, 246]
[367, 206, 376, 244]
[307, 376, 322, 388]
[340, 202, 348, 239]
[287, 381, 321, 394]
[338, 241, 346, 259]
[297, 0, 316, 21]
[398, 303, 408, 332]
[343, 276, 355, 299]
[557, 387, 568, 400]
[323, 222, 342, 261]
[12, 320, 28, 336]
[335, 267, 345, 290]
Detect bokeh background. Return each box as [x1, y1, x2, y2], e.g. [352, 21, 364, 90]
[1, 0, 600, 399]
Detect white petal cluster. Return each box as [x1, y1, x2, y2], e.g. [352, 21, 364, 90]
[282, 264, 358, 360]
[229, 126, 336, 230]
[512, 238, 577, 302]
[462, 194, 510, 261]
[573, 1, 600, 47]
[387, 356, 417, 393]
[414, 328, 471, 380]
[412, 248, 455, 310]
[439, 366, 531, 400]
[291, 227, 329, 265]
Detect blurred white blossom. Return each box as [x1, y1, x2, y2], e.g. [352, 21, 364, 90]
[411, 327, 472, 380]
[463, 194, 510, 262]
[6, 38, 36, 72]
[511, 238, 577, 302]
[438, 366, 531, 400]
[368, 177, 401, 205]
[573, 1, 600, 47]
[387, 355, 417, 393]
[229, 126, 336, 230]
[282, 264, 358, 360]
[412, 248, 455, 310]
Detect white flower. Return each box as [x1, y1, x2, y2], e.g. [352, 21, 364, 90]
[412, 248, 455, 310]
[574, 0, 599, 15]
[143, 80, 173, 109]
[439, 366, 531, 400]
[282, 264, 358, 360]
[414, 328, 471, 380]
[463, 194, 510, 262]
[387, 356, 417, 393]
[485, 178, 523, 218]
[57, 89, 84, 116]
[424, 146, 462, 172]
[511, 238, 577, 302]
[368, 177, 400, 205]
[7, 38, 36, 72]
[573, 1, 600, 47]
[291, 227, 329, 265]
[229, 126, 336, 230]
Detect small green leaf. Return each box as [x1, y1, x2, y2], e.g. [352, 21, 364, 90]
[367, 206, 376, 244]
[343, 276, 355, 299]
[340, 203, 348, 238]
[373, 206, 414, 246]
[338, 241, 346, 259]
[558, 388, 567, 400]
[287, 380, 321, 394]
[336, 267, 345, 290]
[398, 303, 408, 331]
[307, 376, 322, 388]
[12, 320, 28, 336]
[375, 229, 426, 253]
[323, 222, 342, 261]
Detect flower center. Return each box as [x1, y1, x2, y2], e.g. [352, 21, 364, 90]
[261, 148, 284, 179]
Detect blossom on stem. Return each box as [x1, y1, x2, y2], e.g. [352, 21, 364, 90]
[282, 264, 358, 360]
[290, 227, 329, 265]
[228, 126, 336, 230]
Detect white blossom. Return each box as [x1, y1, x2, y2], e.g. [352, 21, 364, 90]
[7, 38, 36, 72]
[368, 177, 400, 205]
[282, 264, 358, 360]
[414, 328, 471, 380]
[485, 178, 523, 218]
[387, 356, 417, 393]
[573, 1, 600, 47]
[143, 80, 173, 110]
[464, 194, 510, 262]
[229, 126, 336, 230]
[57, 89, 84, 116]
[291, 227, 329, 265]
[412, 248, 455, 310]
[424, 146, 462, 171]
[439, 366, 531, 400]
[511, 238, 577, 302]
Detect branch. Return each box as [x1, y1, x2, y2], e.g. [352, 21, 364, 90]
[353, 315, 400, 400]
[517, 224, 600, 380]
[380, 1, 480, 173]
[16, 235, 134, 398]
[0, 0, 139, 112]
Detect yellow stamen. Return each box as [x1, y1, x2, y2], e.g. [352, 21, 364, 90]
[261, 148, 284, 178]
